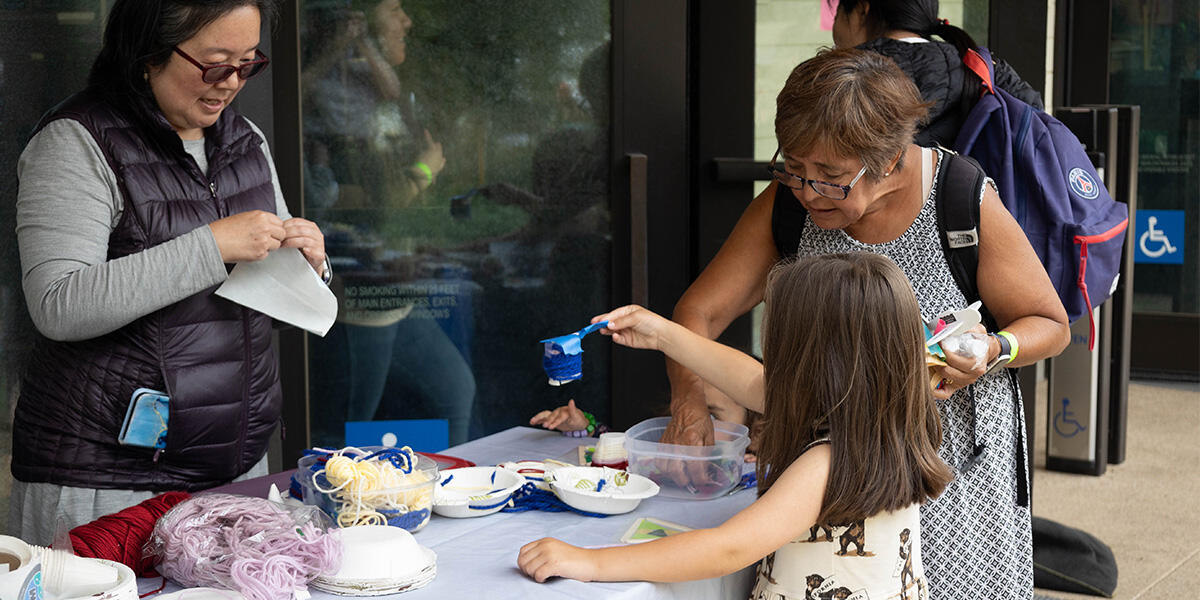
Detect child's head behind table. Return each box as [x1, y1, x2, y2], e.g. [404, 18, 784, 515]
[757, 252, 953, 525]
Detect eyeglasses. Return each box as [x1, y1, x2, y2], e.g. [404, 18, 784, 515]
[173, 47, 270, 84]
[766, 149, 868, 200]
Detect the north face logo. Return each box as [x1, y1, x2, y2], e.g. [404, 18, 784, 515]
[947, 228, 979, 248]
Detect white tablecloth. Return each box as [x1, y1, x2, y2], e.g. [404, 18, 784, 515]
[143, 426, 757, 599]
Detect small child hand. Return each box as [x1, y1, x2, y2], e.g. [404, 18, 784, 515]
[530, 399, 589, 432]
[591, 305, 671, 351]
[518, 537, 596, 582]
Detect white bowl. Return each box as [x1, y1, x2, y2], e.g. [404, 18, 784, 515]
[323, 525, 434, 581]
[432, 466, 527, 518]
[548, 466, 660, 515]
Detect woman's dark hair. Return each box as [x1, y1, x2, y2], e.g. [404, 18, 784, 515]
[755, 253, 953, 526]
[833, 0, 978, 57]
[88, 0, 278, 131]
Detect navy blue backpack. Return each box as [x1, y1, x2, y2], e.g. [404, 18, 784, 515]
[953, 47, 1128, 348]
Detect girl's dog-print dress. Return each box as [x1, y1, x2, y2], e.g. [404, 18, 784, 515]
[750, 500, 928, 600]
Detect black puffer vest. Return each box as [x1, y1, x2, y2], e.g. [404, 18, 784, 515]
[859, 38, 1045, 148]
[12, 91, 282, 491]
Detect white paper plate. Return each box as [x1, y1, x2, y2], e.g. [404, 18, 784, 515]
[433, 467, 526, 518]
[310, 546, 437, 596]
[549, 466, 660, 515]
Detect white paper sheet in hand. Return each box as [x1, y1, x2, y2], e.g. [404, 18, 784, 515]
[214, 248, 337, 336]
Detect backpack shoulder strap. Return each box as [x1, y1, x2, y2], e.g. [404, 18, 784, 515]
[771, 183, 809, 258]
[934, 150, 996, 328]
[963, 48, 995, 93]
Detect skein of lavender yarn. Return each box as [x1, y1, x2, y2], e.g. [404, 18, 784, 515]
[151, 493, 342, 600]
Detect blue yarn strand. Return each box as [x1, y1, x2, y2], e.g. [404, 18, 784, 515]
[362, 447, 416, 473]
[501, 482, 610, 518]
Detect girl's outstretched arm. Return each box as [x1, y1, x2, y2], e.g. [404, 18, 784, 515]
[518, 444, 830, 583]
[593, 305, 766, 413]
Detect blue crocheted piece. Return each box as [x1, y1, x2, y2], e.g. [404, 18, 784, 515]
[542, 348, 584, 383]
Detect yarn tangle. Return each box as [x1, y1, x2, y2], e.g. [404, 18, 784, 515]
[150, 493, 341, 600]
[67, 491, 191, 578]
[306, 446, 435, 528]
[501, 482, 610, 518]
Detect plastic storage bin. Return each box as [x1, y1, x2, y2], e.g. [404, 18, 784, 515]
[295, 450, 439, 532]
[624, 417, 749, 499]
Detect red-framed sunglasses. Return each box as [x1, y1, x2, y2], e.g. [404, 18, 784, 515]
[173, 47, 270, 84]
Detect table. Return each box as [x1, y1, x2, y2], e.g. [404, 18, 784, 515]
[141, 426, 757, 599]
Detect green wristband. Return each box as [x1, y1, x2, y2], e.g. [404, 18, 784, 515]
[581, 411, 597, 435]
[412, 161, 433, 185]
[997, 330, 1019, 364]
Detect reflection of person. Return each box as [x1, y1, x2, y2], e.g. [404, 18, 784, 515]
[519, 254, 953, 599]
[664, 48, 1069, 598]
[302, 0, 474, 447]
[831, 0, 1044, 146]
[9, 0, 327, 544]
[465, 42, 612, 437]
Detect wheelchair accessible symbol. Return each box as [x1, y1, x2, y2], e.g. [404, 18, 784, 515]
[1135, 210, 1185, 264]
[1140, 216, 1177, 258]
[1054, 397, 1086, 438]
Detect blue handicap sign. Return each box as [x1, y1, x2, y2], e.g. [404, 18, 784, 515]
[1053, 397, 1087, 438]
[1135, 210, 1185, 264]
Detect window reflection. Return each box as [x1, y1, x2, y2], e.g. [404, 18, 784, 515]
[0, 3, 107, 529]
[301, 0, 612, 448]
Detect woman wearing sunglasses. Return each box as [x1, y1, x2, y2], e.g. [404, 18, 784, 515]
[10, 0, 325, 544]
[662, 49, 1069, 598]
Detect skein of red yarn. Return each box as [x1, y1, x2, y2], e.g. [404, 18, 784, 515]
[67, 491, 191, 577]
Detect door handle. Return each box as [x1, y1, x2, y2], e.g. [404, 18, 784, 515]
[628, 153, 648, 307]
[712, 157, 771, 183]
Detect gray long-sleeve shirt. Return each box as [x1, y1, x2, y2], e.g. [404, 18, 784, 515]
[16, 117, 293, 342]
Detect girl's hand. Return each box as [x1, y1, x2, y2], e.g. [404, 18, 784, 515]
[518, 538, 597, 583]
[592, 305, 672, 351]
[530, 399, 589, 432]
[933, 324, 993, 399]
[209, 210, 285, 263]
[281, 217, 328, 276]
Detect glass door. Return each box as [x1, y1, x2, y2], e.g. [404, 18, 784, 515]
[277, 0, 697, 454]
[1109, 0, 1199, 377]
[294, 0, 613, 449]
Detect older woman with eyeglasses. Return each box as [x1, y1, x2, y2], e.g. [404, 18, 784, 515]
[10, 0, 325, 544]
[662, 48, 1069, 598]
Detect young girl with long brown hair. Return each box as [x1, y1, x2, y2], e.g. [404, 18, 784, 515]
[518, 253, 954, 599]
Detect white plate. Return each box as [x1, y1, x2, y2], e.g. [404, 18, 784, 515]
[311, 546, 437, 596]
[549, 466, 660, 515]
[433, 467, 526, 518]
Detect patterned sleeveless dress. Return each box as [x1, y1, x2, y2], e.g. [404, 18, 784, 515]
[783, 148, 1033, 598]
[750, 442, 931, 600]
